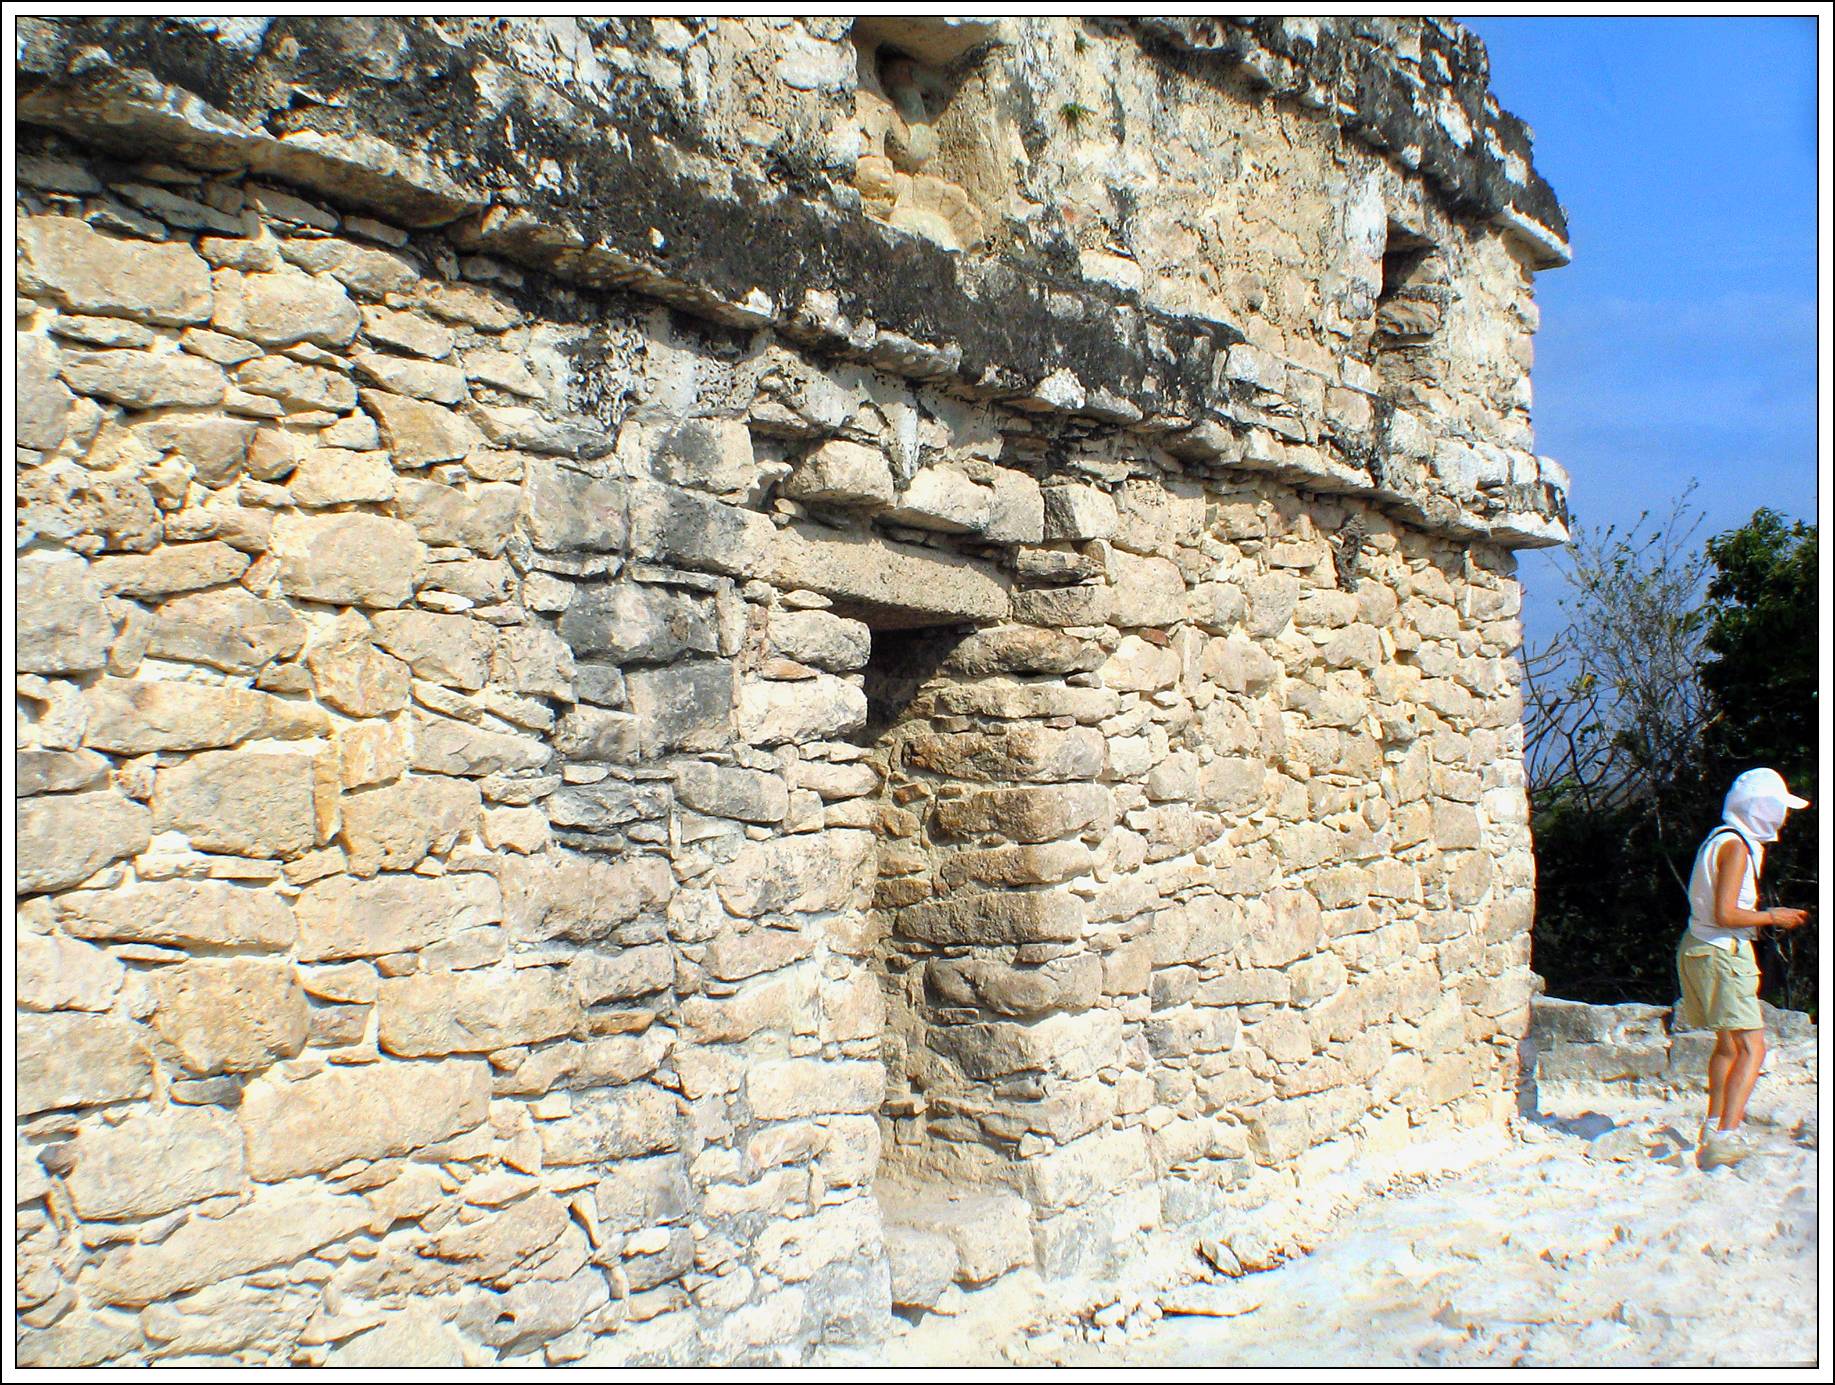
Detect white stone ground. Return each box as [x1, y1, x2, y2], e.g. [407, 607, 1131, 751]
[877, 1040, 1818, 1369]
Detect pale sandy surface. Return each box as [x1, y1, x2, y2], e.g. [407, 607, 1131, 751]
[875, 1044, 1818, 1369]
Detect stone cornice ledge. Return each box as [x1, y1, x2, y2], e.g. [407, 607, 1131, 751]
[16, 16, 1568, 549]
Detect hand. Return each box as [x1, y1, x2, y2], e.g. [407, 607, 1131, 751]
[1768, 907, 1810, 930]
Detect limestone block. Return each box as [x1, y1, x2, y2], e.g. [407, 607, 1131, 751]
[1244, 571, 1301, 637]
[17, 748, 109, 796]
[520, 461, 628, 552]
[569, 943, 675, 1004]
[90, 1186, 374, 1307]
[738, 675, 867, 746]
[885, 1224, 958, 1310]
[492, 625, 576, 700]
[1042, 483, 1119, 541]
[673, 762, 789, 824]
[765, 609, 872, 672]
[680, 970, 812, 1049]
[745, 1058, 884, 1121]
[937, 840, 1091, 889]
[893, 890, 1086, 945]
[626, 660, 736, 754]
[457, 347, 543, 401]
[540, 1085, 682, 1164]
[1203, 635, 1281, 694]
[1108, 550, 1186, 627]
[783, 438, 895, 507]
[92, 541, 251, 600]
[60, 349, 225, 409]
[1244, 890, 1326, 968]
[1322, 624, 1381, 670]
[885, 464, 995, 533]
[501, 851, 673, 943]
[151, 750, 319, 858]
[361, 389, 480, 466]
[335, 719, 404, 790]
[58, 879, 294, 949]
[17, 789, 151, 894]
[929, 783, 1113, 843]
[628, 481, 777, 579]
[715, 829, 874, 916]
[340, 775, 481, 874]
[18, 556, 113, 674]
[942, 626, 1103, 676]
[1102, 634, 1181, 692]
[763, 522, 1010, 624]
[287, 447, 397, 507]
[1197, 756, 1266, 814]
[278, 237, 420, 296]
[213, 268, 360, 347]
[62, 1105, 246, 1220]
[353, 349, 468, 402]
[559, 583, 718, 663]
[1432, 800, 1483, 849]
[142, 958, 305, 1075]
[235, 355, 357, 411]
[652, 417, 755, 493]
[979, 465, 1046, 544]
[145, 588, 307, 674]
[378, 966, 583, 1055]
[882, 1185, 1034, 1284]
[704, 927, 818, 982]
[1019, 1126, 1151, 1213]
[1010, 584, 1113, 628]
[17, 332, 73, 451]
[18, 216, 213, 324]
[372, 610, 493, 690]
[395, 477, 520, 555]
[325, 1313, 469, 1368]
[16, 932, 125, 1013]
[754, 1198, 882, 1284]
[296, 871, 502, 961]
[410, 714, 551, 778]
[17, 1013, 153, 1115]
[923, 680, 1119, 723]
[274, 511, 424, 607]
[927, 952, 1103, 1017]
[905, 726, 1105, 782]
[307, 639, 412, 716]
[932, 1009, 1123, 1081]
[548, 779, 672, 830]
[238, 1057, 491, 1180]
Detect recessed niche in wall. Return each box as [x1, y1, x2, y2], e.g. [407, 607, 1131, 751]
[848, 18, 1009, 254]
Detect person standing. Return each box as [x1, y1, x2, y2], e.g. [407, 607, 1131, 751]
[1676, 768, 1811, 1168]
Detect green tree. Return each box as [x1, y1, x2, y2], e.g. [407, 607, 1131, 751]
[1700, 510, 1819, 1011]
[1522, 501, 1820, 1012]
[1522, 496, 1716, 1004]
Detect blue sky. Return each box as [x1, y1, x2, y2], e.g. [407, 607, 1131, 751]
[1458, 17, 1820, 651]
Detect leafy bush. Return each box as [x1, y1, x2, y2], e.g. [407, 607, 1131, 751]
[1524, 501, 1818, 1013]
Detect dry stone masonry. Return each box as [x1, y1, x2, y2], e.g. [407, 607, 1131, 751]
[14, 16, 1569, 1366]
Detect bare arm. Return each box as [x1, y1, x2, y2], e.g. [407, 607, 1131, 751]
[1712, 838, 1808, 930]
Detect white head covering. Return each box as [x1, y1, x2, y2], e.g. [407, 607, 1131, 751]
[1722, 767, 1811, 844]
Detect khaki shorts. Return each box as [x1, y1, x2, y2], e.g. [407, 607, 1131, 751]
[1676, 935, 1763, 1032]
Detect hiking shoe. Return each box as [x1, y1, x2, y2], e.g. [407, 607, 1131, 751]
[1699, 1128, 1756, 1169]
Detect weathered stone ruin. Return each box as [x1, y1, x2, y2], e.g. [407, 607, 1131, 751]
[14, 16, 1571, 1366]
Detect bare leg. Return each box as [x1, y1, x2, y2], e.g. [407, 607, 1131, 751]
[1706, 1030, 1736, 1124]
[1719, 1029, 1767, 1130]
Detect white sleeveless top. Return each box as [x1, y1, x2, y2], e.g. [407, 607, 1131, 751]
[1686, 825, 1762, 947]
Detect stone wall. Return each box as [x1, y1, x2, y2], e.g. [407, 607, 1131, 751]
[16, 16, 1566, 1367]
[1526, 997, 1818, 1101]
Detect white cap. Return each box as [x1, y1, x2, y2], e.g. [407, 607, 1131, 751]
[1723, 768, 1810, 844]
